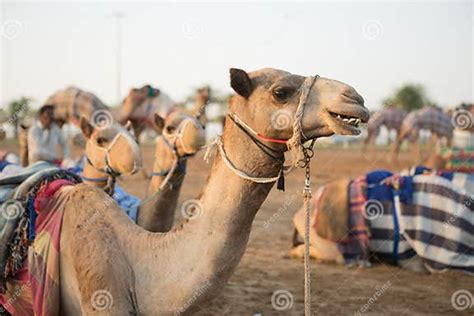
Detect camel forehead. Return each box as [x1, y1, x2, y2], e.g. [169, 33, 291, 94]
[248, 68, 305, 88]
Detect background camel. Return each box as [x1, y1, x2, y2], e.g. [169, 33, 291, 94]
[391, 106, 453, 162]
[291, 171, 473, 274]
[364, 106, 406, 148]
[0, 67, 368, 315]
[136, 112, 206, 232]
[45, 85, 159, 127]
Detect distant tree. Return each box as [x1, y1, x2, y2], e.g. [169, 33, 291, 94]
[7, 97, 31, 138]
[384, 84, 429, 112]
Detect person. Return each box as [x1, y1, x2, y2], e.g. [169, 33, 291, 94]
[27, 105, 70, 165]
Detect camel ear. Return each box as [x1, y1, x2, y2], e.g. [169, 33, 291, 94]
[153, 113, 165, 134]
[230, 68, 252, 98]
[80, 117, 94, 138]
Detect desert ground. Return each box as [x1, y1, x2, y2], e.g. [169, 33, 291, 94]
[2, 142, 472, 315]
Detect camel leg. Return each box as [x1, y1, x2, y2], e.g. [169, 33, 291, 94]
[390, 136, 403, 163]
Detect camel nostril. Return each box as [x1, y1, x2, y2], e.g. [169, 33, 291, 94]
[340, 88, 364, 105]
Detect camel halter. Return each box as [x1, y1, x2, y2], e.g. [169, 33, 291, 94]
[83, 132, 139, 195]
[209, 75, 318, 316]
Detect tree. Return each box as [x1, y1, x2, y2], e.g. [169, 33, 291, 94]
[7, 97, 30, 138]
[383, 84, 429, 112]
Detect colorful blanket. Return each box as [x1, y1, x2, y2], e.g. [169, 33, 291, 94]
[358, 170, 474, 273]
[336, 176, 370, 263]
[0, 179, 74, 315]
[439, 147, 474, 173]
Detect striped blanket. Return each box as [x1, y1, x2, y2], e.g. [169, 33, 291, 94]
[438, 147, 474, 173]
[0, 179, 75, 315]
[336, 170, 474, 273]
[399, 107, 453, 140]
[367, 107, 406, 137]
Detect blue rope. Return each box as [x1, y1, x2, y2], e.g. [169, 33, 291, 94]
[391, 188, 400, 264]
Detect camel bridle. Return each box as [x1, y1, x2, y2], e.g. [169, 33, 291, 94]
[212, 74, 318, 316]
[150, 117, 202, 189]
[84, 132, 139, 195]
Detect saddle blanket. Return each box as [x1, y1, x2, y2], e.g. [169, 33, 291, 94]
[0, 179, 74, 316]
[337, 169, 474, 273]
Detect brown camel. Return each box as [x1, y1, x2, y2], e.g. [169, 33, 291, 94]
[136, 112, 206, 232]
[45, 85, 165, 133]
[79, 118, 143, 195]
[363, 106, 406, 148]
[11, 68, 368, 314]
[390, 107, 453, 162]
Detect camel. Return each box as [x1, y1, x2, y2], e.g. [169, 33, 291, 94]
[364, 106, 406, 148]
[4, 68, 369, 314]
[45, 85, 159, 128]
[136, 111, 206, 232]
[391, 107, 453, 162]
[78, 118, 143, 195]
[290, 171, 474, 274]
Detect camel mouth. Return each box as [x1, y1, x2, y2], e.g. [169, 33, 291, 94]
[326, 105, 369, 135]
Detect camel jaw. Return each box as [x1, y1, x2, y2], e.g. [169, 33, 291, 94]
[326, 105, 369, 136]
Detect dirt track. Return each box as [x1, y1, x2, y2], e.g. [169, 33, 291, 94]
[2, 143, 473, 315]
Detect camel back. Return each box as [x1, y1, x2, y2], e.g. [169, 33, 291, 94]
[45, 87, 107, 126]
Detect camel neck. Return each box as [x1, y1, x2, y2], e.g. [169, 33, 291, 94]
[82, 159, 109, 190]
[136, 138, 187, 232]
[129, 119, 284, 313]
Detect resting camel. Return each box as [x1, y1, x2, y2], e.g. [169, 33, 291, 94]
[3, 68, 369, 314]
[78, 118, 142, 195]
[136, 112, 206, 232]
[390, 107, 453, 162]
[364, 106, 406, 148]
[291, 170, 474, 274]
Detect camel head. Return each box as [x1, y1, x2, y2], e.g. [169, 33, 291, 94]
[229, 68, 369, 144]
[80, 117, 142, 176]
[153, 111, 206, 158]
[123, 85, 161, 114]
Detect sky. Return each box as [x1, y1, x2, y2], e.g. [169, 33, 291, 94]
[0, 1, 472, 111]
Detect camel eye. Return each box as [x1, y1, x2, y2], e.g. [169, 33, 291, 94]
[96, 137, 108, 146]
[272, 87, 292, 102]
[166, 126, 176, 133]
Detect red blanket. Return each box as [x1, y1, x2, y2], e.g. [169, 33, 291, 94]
[0, 179, 73, 316]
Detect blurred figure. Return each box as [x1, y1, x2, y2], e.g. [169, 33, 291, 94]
[364, 106, 406, 148]
[27, 105, 70, 165]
